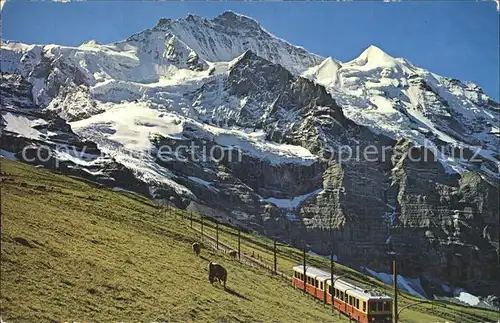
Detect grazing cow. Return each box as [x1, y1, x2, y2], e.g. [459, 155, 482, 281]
[228, 250, 238, 258]
[192, 242, 201, 256]
[208, 262, 227, 287]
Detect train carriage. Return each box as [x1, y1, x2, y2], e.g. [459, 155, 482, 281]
[292, 265, 392, 323]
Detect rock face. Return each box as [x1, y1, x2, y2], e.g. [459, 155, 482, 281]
[1, 11, 498, 300]
[153, 11, 324, 75]
[0, 74, 148, 193]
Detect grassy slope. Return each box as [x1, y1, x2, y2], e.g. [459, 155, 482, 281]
[0, 159, 345, 322]
[1, 159, 498, 322]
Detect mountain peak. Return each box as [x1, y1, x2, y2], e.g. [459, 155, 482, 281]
[156, 17, 172, 28]
[359, 45, 394, 61]
[229, 49, 270, 70]
[146, 11, 323, 74]
[345, 45, 397, 69]
[300, 56, 342, 88]
[186, 13, 204, 22]
[319, 57, 341, 69]
[213, 10, 260, 29]
[363, 44, 390, 55]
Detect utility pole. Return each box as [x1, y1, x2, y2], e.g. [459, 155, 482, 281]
[273, 238, 277, 275]
[393, 259, 398, 323]
[331, 251, 334, 311]
[329, 207, 335, 312]
[190, 211, 193, 228]
[201, 215, 204, 240]
[216, 221, 219, 250]
[303, 243, 307, 294]
[238, 229, 241, 261]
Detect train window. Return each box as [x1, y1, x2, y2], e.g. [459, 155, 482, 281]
[377, 302, 383, 311]
[349, 296, 352, 305]
[369, 302, 377, 312]
[328, 286, 332, 295]
[315, 280, 318, 288]
[340, 291, 344, 301]
[363, 301, 366, 312]
[383, 301, 390, 311]
[356, 299, 359, 309]
[320, 281, 323, 290]
[336, 289, 339, 298]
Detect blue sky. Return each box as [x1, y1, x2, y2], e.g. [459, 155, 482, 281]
[2, 1, 499, 100]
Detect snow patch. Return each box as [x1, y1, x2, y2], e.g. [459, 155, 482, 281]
[0, 149, 17, 161]
[2, 112, 47, 140]
[187, 176, 219, 192]
[262, 189, 322, 210]
[364, 267, 426, 298]
[202, 126, 318, 165]
[456, 291, 480, 306]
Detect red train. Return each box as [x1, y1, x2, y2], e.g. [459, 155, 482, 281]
[292, 265, 392, 323]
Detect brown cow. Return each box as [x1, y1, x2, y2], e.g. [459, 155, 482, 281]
[208, 262, 227, 287]
[192, 242, 201, 256]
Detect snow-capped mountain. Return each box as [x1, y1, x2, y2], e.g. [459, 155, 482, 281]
[1, 11, 498, 302]
[151, 11, 324, 74]
[302, 45, 499, 177]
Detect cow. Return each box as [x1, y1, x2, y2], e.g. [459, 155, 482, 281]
[208, 262, 227, 288]
[228, 250, 238, 258]
[192, 242, 201, 256]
